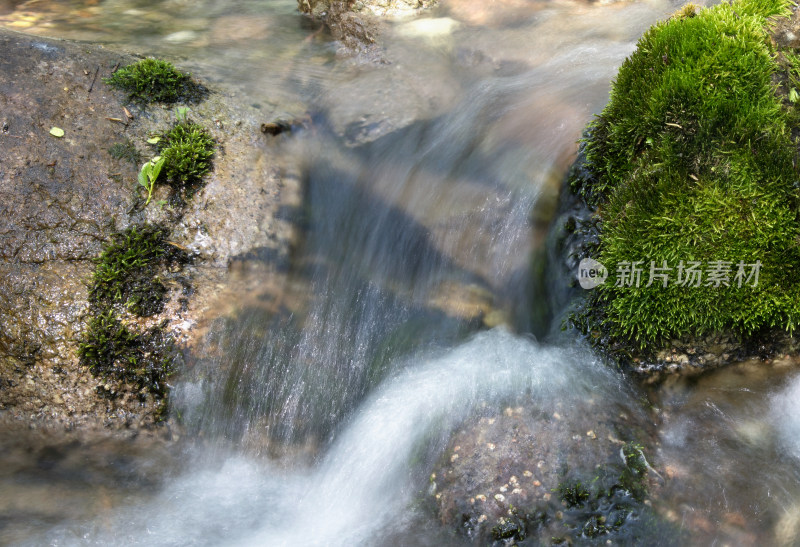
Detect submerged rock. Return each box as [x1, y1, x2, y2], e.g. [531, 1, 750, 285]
[299, 0, 436, 19]
[431, 384, 668, 544]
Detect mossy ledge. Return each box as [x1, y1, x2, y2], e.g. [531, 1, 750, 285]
[568, 0, 800, 369]
[79, 224, 189, 411]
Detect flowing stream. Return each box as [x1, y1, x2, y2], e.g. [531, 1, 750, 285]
[4, 0, 800, 545]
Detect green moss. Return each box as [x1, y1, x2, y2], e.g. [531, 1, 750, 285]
[571, 0, 800, 348]
[78, 309, 176, 399]
[89, 224, 186, 317]
[79, 224, 189, 402]
[558, 479, 591, 508]
[103, 58, 205, 104]
[108, 139, 140, 165]
[160, 122, 215, 196]
[490, 515, 527, 541]
[619, 443, 649, 501]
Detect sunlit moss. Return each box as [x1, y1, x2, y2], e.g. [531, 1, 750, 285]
[103, 58, 205, 104]
[571, 0, 800, 348]
[89, 224, 185, 317]
[160, 122, 215, 196]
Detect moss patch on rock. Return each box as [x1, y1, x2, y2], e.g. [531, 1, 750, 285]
[570, 0, 800, 351]
[103, 58, 206, 104]
[79, 224, 188, 405]
[108, 139, 141, 166]
[89, 224, 186, 317]
[78, 310, 176, 400]
[160, 121, 215, 197]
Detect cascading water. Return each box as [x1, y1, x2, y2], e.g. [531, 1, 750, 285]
[175, 1, 662, 453]
[34, 331, 641, 546]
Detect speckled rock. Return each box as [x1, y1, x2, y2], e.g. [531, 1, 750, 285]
[431, 394, 661, 543]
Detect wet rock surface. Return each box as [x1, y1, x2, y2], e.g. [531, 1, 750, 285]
[0, 28, 300, 429]
[431, 394, 663, 544]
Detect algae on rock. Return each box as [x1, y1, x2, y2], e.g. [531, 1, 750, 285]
[570, 0, 800, 351]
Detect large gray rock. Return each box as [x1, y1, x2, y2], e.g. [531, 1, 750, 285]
[0, 28, 300, 430]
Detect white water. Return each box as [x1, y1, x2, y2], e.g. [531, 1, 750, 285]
[772, 373, 800, 459]
[37, 329, 631, 546]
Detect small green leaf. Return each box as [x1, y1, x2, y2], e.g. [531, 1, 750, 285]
[790, 88, 799, 104]
[147, 136, 161, 144]
[49, 127, 65, 137]
[149, 155, 165, 182]
[138, 161, 151, 187]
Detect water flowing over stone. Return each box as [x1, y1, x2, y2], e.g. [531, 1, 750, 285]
[7, 0, 800, 546]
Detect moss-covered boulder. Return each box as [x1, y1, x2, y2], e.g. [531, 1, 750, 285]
[570, 0, 800, 363]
